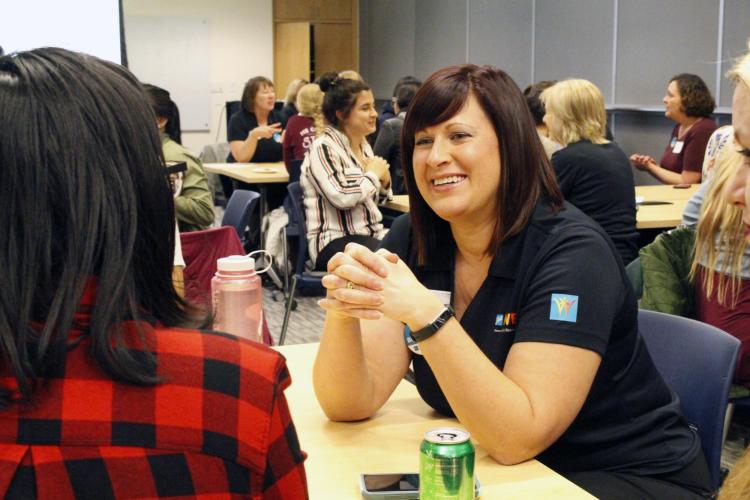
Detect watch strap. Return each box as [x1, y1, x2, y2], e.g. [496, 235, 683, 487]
[411, 306, 455, 343]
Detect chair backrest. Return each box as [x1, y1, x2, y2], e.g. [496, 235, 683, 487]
[287, 158, 304, 184]
[221, 189, 260, 251]
[225, 101, 242, 141]
[637, 309, 740, 490]
[180, 226, 245, 307]
[286, 182, 309, 276]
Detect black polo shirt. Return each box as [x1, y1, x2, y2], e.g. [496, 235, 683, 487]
[226, 109, 282, 163]
[380, 202, 700, 476]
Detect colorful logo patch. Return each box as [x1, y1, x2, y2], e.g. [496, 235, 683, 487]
[494, 312, 517, 333]
[549, 293, 578, 323]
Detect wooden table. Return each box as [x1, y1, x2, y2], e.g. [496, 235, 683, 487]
[275, 343, 593, 499]
[384, 184, 700, 230]
[204, 162, 289, 246]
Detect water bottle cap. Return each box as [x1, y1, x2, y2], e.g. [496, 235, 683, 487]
[216, 255, 255, 272]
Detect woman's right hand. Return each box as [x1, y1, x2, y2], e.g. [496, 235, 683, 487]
[365, 156, 391, 184]
[250, 123, 282, 140]
[630, 153, 655, 171]
[319, 245, 398, 321]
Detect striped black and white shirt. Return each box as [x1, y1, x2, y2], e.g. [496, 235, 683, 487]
[301, 126, 391, 263]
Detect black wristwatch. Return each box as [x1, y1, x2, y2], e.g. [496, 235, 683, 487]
[411, 306, 455, 343]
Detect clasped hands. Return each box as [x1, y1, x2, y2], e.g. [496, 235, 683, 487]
[318, 243, 440, 327]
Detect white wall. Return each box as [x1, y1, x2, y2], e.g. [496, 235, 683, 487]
[123, 0, 273, 155]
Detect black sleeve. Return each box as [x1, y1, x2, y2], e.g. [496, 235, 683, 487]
[378, 213, 411, 262]
[227, 112, 249, 143]
[514, 227, 625, 355]
[550, 149, 576, 197]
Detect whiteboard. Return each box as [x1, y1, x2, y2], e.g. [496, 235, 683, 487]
[125, 16, 210, 131]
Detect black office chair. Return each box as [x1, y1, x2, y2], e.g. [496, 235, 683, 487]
[225, 101, 242, 141]
[221, 189, 261, 252]
[278, 182, 325, 345]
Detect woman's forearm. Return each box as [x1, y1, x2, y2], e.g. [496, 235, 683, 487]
[646, 162, 684, 184]
[313, 314, 381, 421]
[418, 322, 598, 465]
[230, 132, 259, 163]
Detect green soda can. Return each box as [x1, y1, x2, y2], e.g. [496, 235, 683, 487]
[419, 427, 475, 499]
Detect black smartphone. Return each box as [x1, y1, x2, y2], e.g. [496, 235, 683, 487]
[359, 473, 481, 499]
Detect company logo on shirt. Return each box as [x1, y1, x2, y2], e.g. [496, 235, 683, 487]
[549, 294, 578, 323]
[494, 312, 517, 333]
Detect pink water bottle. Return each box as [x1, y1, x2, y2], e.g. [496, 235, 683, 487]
[211, 255, 263, 343]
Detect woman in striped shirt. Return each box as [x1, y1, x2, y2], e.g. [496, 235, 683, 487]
[301, 75, 392, 270]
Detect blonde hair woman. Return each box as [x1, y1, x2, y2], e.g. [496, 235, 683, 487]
[282, 83, 324, 177]
[279, 78, 308, 127]
[682, 126, 750, 385]
[716, 43, 750, 500]
[541, 79, 639, 264]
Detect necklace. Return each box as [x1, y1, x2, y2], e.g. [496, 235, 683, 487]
[678, 118, 701, 140]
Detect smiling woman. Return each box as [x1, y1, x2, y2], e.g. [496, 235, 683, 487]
[300, 74, 392, 270]
[313, 64, 713, 500]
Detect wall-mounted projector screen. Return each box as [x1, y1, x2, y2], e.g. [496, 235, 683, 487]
[0, 0, 122, 64]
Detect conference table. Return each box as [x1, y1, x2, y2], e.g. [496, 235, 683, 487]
[384, 184, 700, 230]
[275, 343, 593, 499]
[204, 161, 289, 245]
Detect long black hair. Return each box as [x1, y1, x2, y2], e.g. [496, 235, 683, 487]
[0, 48, 203, 406]
[143, 83, 182, 144]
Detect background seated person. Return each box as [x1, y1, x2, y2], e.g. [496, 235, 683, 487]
[279, 78, 307, 128]
[373, 81, 421, 194]
[283, 83, 324, 175]
[631, 73, 717, 184]
[682, 126, 750, 386]
[542, 79, 639, 264]
[313, 64, 710, 499]
[706, 44, 750, 500]
[523, 80, 561, 158]
[0, 48, 307, 498]
[144, 84, 214, 232]
[225, 76, 285, 207]
[301, 75, 391, 270]
[377, 75, 421, 128]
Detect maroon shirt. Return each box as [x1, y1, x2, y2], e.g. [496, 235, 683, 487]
[283, 115, 317, 170]
[696, 268, 750, 386]
[660, 118, 717, 177]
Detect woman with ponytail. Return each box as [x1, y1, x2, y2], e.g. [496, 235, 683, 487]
[144, 84, 214, 232]
[300, 75, 391, 270]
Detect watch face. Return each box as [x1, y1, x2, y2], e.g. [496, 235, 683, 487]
[404, 326, 423, 355]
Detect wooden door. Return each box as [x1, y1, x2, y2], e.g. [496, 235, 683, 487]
[316, 0, 352, 20]
[274, 22, 311, 97]
[274, 0, 315, 20]
[313, 23, 354, 77]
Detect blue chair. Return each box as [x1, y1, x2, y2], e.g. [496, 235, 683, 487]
[279, 181, 325, 345]
[637, 309, 740, 491]
[221, 189, 260, 252]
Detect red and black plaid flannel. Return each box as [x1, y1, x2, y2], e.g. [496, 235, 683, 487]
[0, 285, 308, 499]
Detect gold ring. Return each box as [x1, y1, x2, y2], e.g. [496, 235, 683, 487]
[346, 281, 356, 290]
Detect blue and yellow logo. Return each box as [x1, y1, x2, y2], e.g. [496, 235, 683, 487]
[549, 293, 578, 323]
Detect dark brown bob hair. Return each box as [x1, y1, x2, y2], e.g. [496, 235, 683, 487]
[241, 76, 274, 113]
[670, 73, 715, 117]
[401, 64, 563, 265]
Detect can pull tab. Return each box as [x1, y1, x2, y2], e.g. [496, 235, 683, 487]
[247, 250, 273, 274]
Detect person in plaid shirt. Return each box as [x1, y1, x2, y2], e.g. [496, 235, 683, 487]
[0, 48, 307, 499]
